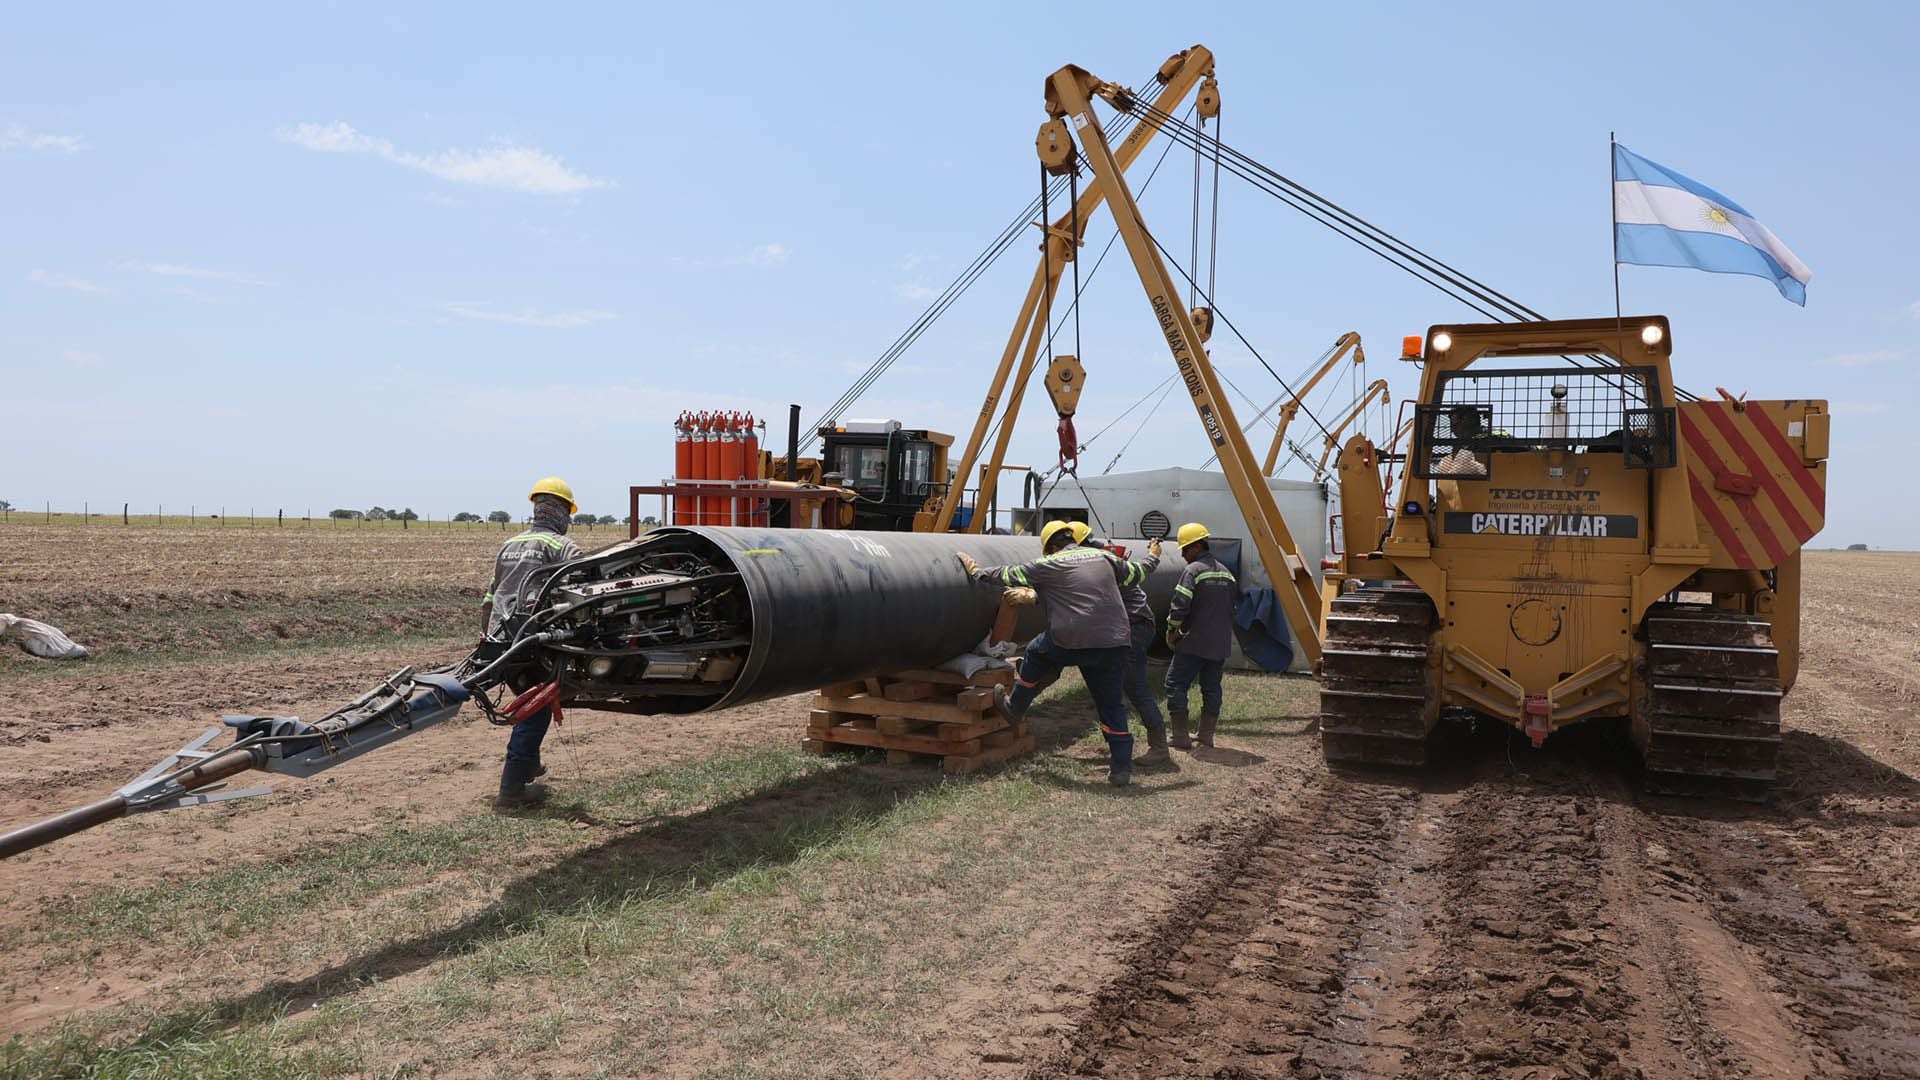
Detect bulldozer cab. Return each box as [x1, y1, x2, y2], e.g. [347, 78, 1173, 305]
[819, 420, 954, 531]
[1412, 344, 1676, 486]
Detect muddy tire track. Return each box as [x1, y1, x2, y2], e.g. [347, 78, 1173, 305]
[1028, 770, 1424, 1077]
[1033, 722, 1920, 1080]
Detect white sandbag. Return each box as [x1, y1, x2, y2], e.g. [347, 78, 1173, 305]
[935, 636, 1020, 677]
[0, 614, 91, 660]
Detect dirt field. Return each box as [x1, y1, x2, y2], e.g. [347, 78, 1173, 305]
[1, 528, 1915, 1078]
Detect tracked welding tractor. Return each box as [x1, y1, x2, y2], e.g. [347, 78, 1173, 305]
[1321, 317, 1829, 799]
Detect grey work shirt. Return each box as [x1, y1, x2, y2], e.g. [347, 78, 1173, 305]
[484, 525, 584, 639]
[1167, 551, 1236, 661]
[972, 545, 1146, 650]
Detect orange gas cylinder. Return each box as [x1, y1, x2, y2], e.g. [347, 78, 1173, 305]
[673, 413, 695, 525]
[719, 414, 744, 524]
[741, 413, 763, 525]
[696, 413, 718, 525]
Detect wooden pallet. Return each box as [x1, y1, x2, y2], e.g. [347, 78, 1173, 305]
[802, 667, 1033, 775]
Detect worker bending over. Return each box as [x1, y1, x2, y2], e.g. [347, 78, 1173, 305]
[1073, 524, 1172, 767]
[957, 520, 1149, 786]
[480, 476, 584, 808]
[1164, 522, 1235, 749]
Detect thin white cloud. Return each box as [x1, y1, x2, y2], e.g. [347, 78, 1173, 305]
[2, 124, 86, 153]
[745, 242, 791, 267]
[1831, 402, 1889, 417]
[119, 260, 268, 286]
[1817, 350, 1901, 368]
[29, 269, 109, 294]
[896, 253, 938, 272]
[441, 301, 618, 329]
[63, 349, 102, 367]
[1909, 300, 1920, 320]
[893, 281, 940, 302]
[278, 121, 611, 195]
[162, 286, 225, 303]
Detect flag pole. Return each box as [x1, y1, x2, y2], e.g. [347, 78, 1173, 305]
[1611, 131, 1625, 359]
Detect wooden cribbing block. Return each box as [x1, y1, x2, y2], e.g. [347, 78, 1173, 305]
[811, 693, 985, 726]
[881, 680, 939, 702]
[886, 667, 1016, 689]
[812, 725, 984, 757]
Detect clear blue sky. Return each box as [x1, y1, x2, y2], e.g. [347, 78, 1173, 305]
[3, 2, 1914, 546]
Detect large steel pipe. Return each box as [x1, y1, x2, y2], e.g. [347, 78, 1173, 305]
[584, 527, 1183, 713]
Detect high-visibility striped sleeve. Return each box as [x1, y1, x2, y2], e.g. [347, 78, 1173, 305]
[1173, 583, 1194, 597]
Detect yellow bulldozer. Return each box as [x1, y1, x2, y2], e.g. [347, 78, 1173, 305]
[1323, 317, 1828, 798]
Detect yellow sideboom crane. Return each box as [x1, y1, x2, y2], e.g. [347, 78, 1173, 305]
[1312, 379, 1390, 480]
[934, 46, 1219, 535]
[1260, 332, 1365, 475]
[1037, 61, 1322, 666]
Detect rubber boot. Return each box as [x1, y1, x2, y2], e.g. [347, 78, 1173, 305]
[1197, 711, 1219, 749]
[1109, 767, 1132, 787]
[495, 758, 549, 809]
[1168, 710, 1192, 750]
[1135, 724, 1172, 767]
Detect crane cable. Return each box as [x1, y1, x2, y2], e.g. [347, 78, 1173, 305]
[804, 64, 1172, 449]
[1120, 96, 1697, 400]
[968, 103, 1195, 482]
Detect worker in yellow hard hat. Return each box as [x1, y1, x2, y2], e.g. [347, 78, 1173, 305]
[479, 476, 584, 808]
[1164, 522, 1235, 750]
[956, 519, 1151, 786]
[1077, 526, 1171, 767]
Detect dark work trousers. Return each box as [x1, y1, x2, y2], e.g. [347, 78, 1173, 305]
[506, 707, 551, 766]
[1011, 631, 1133, 774]
[1164, 651, 1225, 718]
[1124, 618, 1166, 733]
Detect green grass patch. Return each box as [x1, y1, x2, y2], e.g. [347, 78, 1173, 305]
[1, 1008, 355, 1080]
[11, 672, 1320, 1076]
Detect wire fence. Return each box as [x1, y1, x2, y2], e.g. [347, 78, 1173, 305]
[0, 502, 660, 535]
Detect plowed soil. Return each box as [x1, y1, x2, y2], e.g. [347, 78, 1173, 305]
[1, 537, 1915, 1078]
[1032, 551, 1920, 1079]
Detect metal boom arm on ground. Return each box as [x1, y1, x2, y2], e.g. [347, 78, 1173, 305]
[1044, 62, 1323, 666]
[933, 45, 1218, 534]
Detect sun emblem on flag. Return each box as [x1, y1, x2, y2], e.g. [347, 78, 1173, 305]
[1700, 203, 1736, 231]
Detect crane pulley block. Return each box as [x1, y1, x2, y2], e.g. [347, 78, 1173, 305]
[1197, 76, 1221, 119]
[1045, 354, 1085, 418]
[1190, 306, 1215, 342]
[1036, 118, 1076, 176]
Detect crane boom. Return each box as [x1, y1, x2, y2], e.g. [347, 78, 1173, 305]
[1261, 332, 1364, 476]
[1043, 63, 1322, 666]
[934, 45, 1218, 534]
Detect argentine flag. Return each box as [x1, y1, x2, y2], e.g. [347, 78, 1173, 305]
[1613, 144, 1812, 305]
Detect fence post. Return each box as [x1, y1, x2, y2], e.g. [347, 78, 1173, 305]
[123, 503, 129, 525]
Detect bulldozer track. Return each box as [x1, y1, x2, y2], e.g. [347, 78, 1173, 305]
[1031, 747, 1920, 1079]
[1319, 589, 1436, 769]
[1639, 604, 1783, 801]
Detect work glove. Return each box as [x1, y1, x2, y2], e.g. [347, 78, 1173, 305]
[1166, 628, 1187, 651]
[1002, 586, 1038, 608]
[955, 551, 980, 575]
[1147, 538, 1162, 558]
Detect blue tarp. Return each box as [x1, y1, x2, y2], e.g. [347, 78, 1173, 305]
[1233, 587, 1295, 673]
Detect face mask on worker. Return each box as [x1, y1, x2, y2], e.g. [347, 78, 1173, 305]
[533, 496, 572, 534]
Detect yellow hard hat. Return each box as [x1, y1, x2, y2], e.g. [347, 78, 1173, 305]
[529, 476, 578, 514]
[1176, 521, 1211, 548]
[1067, 521, 1093, 544]
[1039, 519, 1075, 549]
